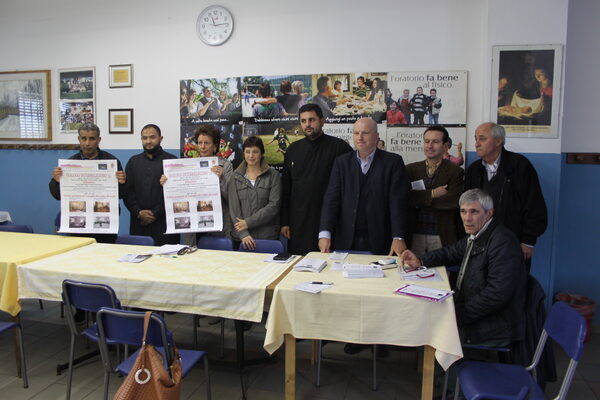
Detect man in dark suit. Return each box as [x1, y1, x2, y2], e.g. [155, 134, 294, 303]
[318, 117, 409, 256]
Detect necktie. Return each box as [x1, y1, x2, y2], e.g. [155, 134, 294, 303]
[456, 238, 474, 292]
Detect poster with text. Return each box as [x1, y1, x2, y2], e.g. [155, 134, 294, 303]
[491, 45, 562, 138]
[386, 126, 466, 166]
[59, 68, 95, 134]
[241, 74, 312, 123]
[180, 77, 242, 124]
[387, 71, 467, 127]
[57, 159, 119, 234]
[323, 122, 387, 151]
[163, 157, 223, 234]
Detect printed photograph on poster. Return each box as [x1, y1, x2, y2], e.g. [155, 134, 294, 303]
[180, 77, 242, 124]
[57, 159, 120, 234]
[59, 68, 95, 134]
[491, 45, 562, 138]
[310, 72, 387, 122]
[162, 157, 224, 234]
[387, 71, 467, 127]
[244, 122, 304, 168]
[181, 123, 244, 168]
[386, 126, 466, 166]
[241, 75, 312, 123]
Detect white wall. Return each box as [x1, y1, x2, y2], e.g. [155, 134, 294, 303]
[561, 0, 600, 152]
[1, 0, 486, 149]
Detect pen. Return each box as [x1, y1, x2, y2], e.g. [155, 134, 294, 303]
[310, 281, 333, 285]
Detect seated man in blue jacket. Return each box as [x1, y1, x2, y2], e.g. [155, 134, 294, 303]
[402, 188, 526, 346]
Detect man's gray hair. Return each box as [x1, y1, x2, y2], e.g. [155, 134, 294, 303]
[78, 122, 100, 137]
[459, 189, 494, 212]
[488, 122, 506, 145]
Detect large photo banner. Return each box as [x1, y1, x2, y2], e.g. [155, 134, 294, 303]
[180, 70, 468, 168]
[163, 157, 223, 234]
[57, 159, 119, 234]
[386, 126, 466, 166]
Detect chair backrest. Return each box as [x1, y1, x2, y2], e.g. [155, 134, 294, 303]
[116, 234, 155, 246]
[0, 224, 34, 233]
[54, 212, 61, 231]
[197, 235, 233, 251]
[97, 308, 174, 366]
[62, 280, 121, 314]
[237, 239, 284, 254]
[545, 301, 587, 361]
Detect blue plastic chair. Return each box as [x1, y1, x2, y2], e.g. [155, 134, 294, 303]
[0, 225, 34, 233]
[0, 320, 28, 388]
[455, 301, 587, 400]
[237, 239, 284, 254]
[61, 280, 122, 400]
[197, 235, 234, 251]
[116, 234, 155, 246]
[96, 308, 211, 400]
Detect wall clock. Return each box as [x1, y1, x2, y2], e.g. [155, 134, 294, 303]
[196, 5, 234, 46]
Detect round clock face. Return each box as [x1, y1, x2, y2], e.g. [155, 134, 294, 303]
[196, 5, 234, 46]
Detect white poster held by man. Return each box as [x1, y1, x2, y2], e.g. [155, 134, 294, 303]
[58, 159, 119, 234]
[163, 157, 223, 234]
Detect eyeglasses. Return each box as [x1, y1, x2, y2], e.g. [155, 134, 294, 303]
[177, 246, 198, 255]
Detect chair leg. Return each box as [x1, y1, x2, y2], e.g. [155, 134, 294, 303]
[60, 301, 64, 318]
[372, 344, 378, 391]
[453, 376, 460, 400]
[193, 315, 199, 349]
[441, 369, 449, 400]
[38, 299, 44, 310]
[220, 319, 225, 359]
[16, 325, 28, 388]
[66, 334, 76, 400]
[103, 371, 110, 400]
[315, 339, 322, 387]
[204, 356, 211, 400]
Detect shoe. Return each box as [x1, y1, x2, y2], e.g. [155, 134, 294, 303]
[344, 343, 369, 354]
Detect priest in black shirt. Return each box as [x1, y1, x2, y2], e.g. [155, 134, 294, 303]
[123, 124, 178, 245]
[281, 104, 353, 255]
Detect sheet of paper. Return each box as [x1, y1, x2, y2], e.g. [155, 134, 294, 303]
[163, 157, 223, 234]
[411, 179, 426, 191]
[394, 284, 453, 302]
[117, 254, 152, 263]
[329, 251, 348, 260]
[331, 262, 344, 271]
[294, 282, 333, 294]
[57, 159, 119, 234]
[342, 264, 384, 278]
[143, 244, 187, 255]
[398, 268, 443, 281]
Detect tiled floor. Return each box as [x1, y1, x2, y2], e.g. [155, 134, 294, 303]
[1, 300, 599, 399]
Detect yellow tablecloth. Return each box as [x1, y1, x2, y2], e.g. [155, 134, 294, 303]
[264, 252, 463, 370]
[18, 243, 296, 322]
[0, 232, 95, 316]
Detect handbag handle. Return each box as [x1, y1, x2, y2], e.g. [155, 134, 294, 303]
[142, 311, 152, 345]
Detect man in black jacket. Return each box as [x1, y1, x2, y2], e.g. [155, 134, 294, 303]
[465, 122, 547, 270]
[402, 189, 526, 345]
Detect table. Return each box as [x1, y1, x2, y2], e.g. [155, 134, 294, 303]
[0, 232, 95, 316]
[263, 252, 463, 400]
[18, 243, 297, 322]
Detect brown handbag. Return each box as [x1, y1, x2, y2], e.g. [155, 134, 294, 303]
[113, 311, 183, 400]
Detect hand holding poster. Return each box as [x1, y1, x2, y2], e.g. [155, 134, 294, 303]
[58, 159, 119, 234]
[163, 157, 223, 234]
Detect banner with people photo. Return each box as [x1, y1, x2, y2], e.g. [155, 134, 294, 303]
[179, 70, 467, 168]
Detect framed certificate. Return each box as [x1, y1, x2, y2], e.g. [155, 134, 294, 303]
[108, 64, 133, 88]
[108, 108, 133, 134]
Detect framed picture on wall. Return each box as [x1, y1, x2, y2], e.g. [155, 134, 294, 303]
[58, 67, 96, 134]
[108, 108, 133, 134]
[0, 70, 52, 141]
[108, 64, 133, 88]
[491, 44, 563, 138]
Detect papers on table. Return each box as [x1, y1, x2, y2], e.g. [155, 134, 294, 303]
[293, 258, 327, 273]
[398, 267, 443, 281]
[329, 251, 348, 261]
[394, 284, 453, 302]
[57, 159, 120, 234]
[342, 264, 384, 279]
[331, 261, 344, 271]
[143, 244, 187, 255]
[117, 254, 152, 263]
[294, 282, 333, 294]
[163, 157, 224, 234]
